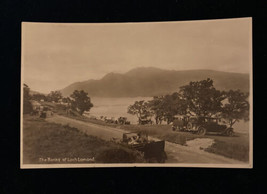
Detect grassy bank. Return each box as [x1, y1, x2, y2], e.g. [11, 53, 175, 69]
[23, 115, 144, 164]
[89, 119, 249, 162]
[204, 140, 249, 162]
[121, 124, 250, 162]
[39, 101, 250, 162]
[58, 112, 250, 162]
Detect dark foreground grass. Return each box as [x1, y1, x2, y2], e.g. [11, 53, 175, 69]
[23, 116, 144, 164]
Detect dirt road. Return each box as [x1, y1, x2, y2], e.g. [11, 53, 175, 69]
[46, 115, 248, 166]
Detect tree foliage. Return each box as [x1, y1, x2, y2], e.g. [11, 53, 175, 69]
[179, 78, 225, 117]
[127, 100, 152, 124]
[148, 96, 165, 124]
[221, 90, 249, 127]
[147, 93, 188, 124]
[128, 78, 250, 127]
[62, 97, 71, 104]
[23, 83, 33, 114]
[162, 93, 188, 124]
[47, 91, 62, 102]
[32, 93, 47, 101]
[70, 90, 93, 115]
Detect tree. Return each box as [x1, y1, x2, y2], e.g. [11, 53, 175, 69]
[47, 91, 62, 103]
[32, 93, 47, 101]
[179, 78, 225, 117]
[148, 96, 165, 124]
[160, 93, 188, 124]
[221, 90, 249, 128]
[62, 97, 71, 106]
[148, 93, 188, 124]
[23, 83, 33, 114]
[70, 90, 93, 115]
[127, 100, 152, 124]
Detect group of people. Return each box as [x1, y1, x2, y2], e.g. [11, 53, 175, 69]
[128, 133, 148, 145]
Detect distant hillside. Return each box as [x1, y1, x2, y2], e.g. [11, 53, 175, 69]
[61, 67, 250, 97]
[29, 90, 47, 96]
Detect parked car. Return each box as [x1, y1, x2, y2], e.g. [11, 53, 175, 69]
[117, 117, 130, 125]
[172, 115, 234, 136]
[139, 118, 153, 125]
[121, 132, 167, 163]
[105, 117, 116, 123]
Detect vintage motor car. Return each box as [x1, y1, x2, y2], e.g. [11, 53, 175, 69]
[172, 115, 234, 136]
[139, 118, 153, 125]
[120, 132, 167, 163]
[105, 117, 116, 123]
[116, 117, 131, 125]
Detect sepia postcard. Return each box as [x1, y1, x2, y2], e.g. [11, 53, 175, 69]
[21, 18, 253, 168]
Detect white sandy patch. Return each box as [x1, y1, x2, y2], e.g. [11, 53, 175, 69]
[185, 138, 215, 150]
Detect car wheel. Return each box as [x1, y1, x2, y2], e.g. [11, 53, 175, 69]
[187, 122, 193, 130]
[198, 127, 206, 135]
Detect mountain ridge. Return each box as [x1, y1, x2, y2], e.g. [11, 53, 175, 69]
[61, 67, 249, 97]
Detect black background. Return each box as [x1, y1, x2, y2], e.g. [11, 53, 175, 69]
[0, 0, 266, 193]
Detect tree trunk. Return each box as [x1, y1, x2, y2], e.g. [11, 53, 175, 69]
[229, 119, 236, 128]
[79, 110, 84, 115]
[138, 118, 141, 125]
[155, 116, 159, 125]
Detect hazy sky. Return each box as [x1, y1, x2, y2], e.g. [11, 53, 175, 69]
[22, 18, 252, 93]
